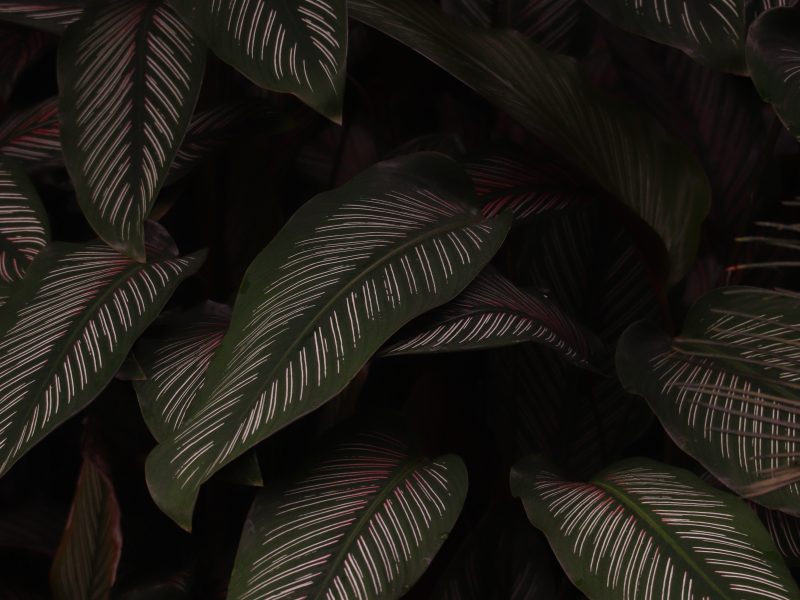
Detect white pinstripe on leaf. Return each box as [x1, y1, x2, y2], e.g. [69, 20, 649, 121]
[0, 98, 61, 169]
[146, 153, 511, 529]
[0, 0, 84, 33]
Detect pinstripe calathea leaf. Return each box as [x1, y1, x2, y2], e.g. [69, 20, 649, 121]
[349, 0, 711, 284]
[146, 152, 511, 529]
[171, 0, 347, 123]
[57, 0, 206, 261]
[383, 267, 597, 367]
[585, 0, 748, 74]
[0, 98, 61, 169]
[50, 454, 121, 600]
[0, 158, 49, 285]
[617, 287, 800, 515]
[227, 429, 467, 600]
[0, 229, 204, 477]
[511, 455, 800, 600]
[0, 0, 84, 33]
[747, 7, 800, 139]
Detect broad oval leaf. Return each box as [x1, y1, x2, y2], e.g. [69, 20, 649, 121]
[227, 430, 467, 600]
[349, 0, 711, 284]
[585, 0, 747, 74]
[146, 152, 511, 529]
[617, 287, 800, 515]
[0, 98, 61, 169]
[50, 454, 121, 600]
[747, 7, 800, 138]
[172, 0, 347, 123]
[0, 157, 49, 285]
[0, 236, 204, 476]
[0, 0, 84, 33]
[58, 0, 206, 260]
[511, 455, 800, 599]
[383, 267, 596, 366]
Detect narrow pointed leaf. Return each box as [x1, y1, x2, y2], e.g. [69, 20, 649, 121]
[349, 0, 710, 284]
[585, 0, 747, 73]
[0, 1, 84, 33]
[0, 158, 49, 285]
[384, 268, 596, 366]
[747, 7, 800, 138]
[227, 430, 467, 600]
[511, 455, 800, 600]
[617, 287, 800, 514]
[50, 455, 121, 600]
[0, 98, 61, 169]
[146, 152, 511, 529]
[172, 0, 347, 123]
[58, 0, 206, 260]
[0, 237, 204, 476]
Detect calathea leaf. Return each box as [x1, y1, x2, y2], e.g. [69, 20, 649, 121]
[171, 0, 347, 123]
[50, 454, 121, 600]
[617, 287, 800, 515]
[0, 230, 204, 477]
[146, 152, 511, 529]
[747, 6, 800, 138]
[0, 0, 84, 33]
[383, 267, 596, 367]
[58, 0, 206, 261]
[0, 98, 61, 169]
[227, 429, 467, 600]
[0, 157, 49, 285]
[511, 455, 800, 599]
[349, 0, 711, 284]
[585, 0, 748, 74]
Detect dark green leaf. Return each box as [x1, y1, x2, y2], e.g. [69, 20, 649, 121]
[0, 1, 84, 33]
[0, 98, 61, 169]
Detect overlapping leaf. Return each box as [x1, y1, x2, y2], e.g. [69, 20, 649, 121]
[0, 231, 204, 476]
[50, 455, 121, 600]
[172, 0, 347, 123]
[0, 98, 61, 169]
[511, 455, 800, 599]
[58, 0, 206, 260]
[227, 429, 467, 600]
[384, 268, 595, 366]
[350, 0, 711, 284]
[0, 0, 84, 33]
[747, 6, 800, 138]
[146, 153, 511, 529]
[0, 158, 49, 285]
[618, 287, 800, 514]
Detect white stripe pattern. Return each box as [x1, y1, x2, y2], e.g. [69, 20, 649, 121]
[0, 98, 61, 168]
[0, 160, 47, 284]
[0, 241, 200, 475]
[60, 0, 204, 256]
[384, 268, 591, 364]
[229, 431, 466, 600]
[529, 462, 796, 599]
[0, 1, 84, 32]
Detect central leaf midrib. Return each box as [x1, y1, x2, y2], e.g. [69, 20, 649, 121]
[192, 212, 488, 428]
[594, 480, 732, 599]
[310, 458, 421, 598]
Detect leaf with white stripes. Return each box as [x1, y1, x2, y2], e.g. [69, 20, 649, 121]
[146, 152, 511, 529]
[172, 0, 347, 123]
[747, 7, 800, 139]
[511, 455, 800, 600]
[0, 233, 204, 477]
[0, 0, 84, 33]
[0, 157, 49, 285]
[58, 0, 206, 261]
[617, 287, 800, 515]
[383, 267, 596, 366]
[0, 98, 61, 170]
[50, 454, 121, 600]
[227, 429, 467, 600]
[585, 0, 747, 74]
[349, 0, 711, 284]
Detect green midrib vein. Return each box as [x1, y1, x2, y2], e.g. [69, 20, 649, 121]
[595, 480, 732, 599]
